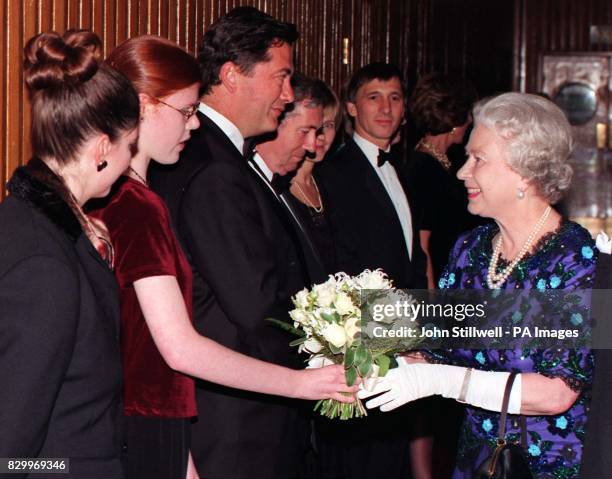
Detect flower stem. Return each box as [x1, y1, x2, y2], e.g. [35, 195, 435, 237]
[314, 395, 367, 420]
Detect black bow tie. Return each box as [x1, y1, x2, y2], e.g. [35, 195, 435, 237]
[271, 173, 293, 195]
[243, 139, 256, 161]
[377, 149, 393, 167]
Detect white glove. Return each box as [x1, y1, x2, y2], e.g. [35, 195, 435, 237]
[596, 231, 611, 254]
[358, 357, 521, 413]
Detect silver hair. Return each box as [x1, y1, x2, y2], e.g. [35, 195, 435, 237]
[473, 92, 573, 204]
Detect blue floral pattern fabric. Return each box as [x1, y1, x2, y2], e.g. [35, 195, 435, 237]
[427, 220, 596, 479]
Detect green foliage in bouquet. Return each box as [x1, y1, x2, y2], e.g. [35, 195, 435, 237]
[267, 269, 421, 420]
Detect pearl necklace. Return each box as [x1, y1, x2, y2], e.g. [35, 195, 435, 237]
[293, 177, 323, 213]
[128, 166, 149, 187]
[486, 206, 552, 289]
[416, 139, 451, 171]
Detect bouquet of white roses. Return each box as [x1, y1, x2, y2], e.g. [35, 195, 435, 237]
[270, 269, 420, 420]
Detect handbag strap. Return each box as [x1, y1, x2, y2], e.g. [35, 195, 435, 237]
[497, 372, 517, 439]
[520, 416, 528, 447]
[497, 372, 528, 447]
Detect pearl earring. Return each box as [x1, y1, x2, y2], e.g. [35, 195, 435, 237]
[517, 188, 525, 199]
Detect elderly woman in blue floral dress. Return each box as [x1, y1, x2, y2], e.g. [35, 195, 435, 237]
[360, 92, 596, 478]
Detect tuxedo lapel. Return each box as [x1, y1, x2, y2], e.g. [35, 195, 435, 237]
[246, 156, 326, 280]
[348, 139, 411, 257]
[198, 113, 244, 165]
[392, 160, 421, 258]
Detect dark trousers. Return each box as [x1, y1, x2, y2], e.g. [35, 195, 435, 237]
[313, 405, 420, 479]
[123, 415, 191, 479]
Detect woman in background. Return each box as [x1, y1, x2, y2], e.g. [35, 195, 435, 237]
[0, 30, 139, 478]
[407, 73, 477, 287]
[91, 36, 357, 479]
[288, 78, 342, 272]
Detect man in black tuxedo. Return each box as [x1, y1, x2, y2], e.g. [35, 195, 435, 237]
[319, 63, 426, 290]
[316, 63, 427, 479]
[149, 8, 318, 479]
[253, 72, 326, 282]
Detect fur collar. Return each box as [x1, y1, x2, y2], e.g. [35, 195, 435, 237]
[7, 158, 82, 242]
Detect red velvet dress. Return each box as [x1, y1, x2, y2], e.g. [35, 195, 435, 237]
[91, 176, 197, 418]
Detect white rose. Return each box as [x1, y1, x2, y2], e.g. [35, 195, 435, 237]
[357, 269, 391, 290]
[322, 323, 348, 349]
[294, 288, 310, 308]
[313, 283, 336, 308]
[324, 274, 338, 287]
[300, 337, 323, 354]
[344, 316, 361, 345]
[289, 309, 309, 325]
[334, 292, 356, 315]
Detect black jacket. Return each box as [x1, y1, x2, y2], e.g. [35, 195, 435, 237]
[0, 161, 123, 479]
[150, 113, 313, 479]
[318, 137, 427, 289]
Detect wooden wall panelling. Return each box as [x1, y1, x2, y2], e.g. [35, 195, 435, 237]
[103, 0, 116, 54]
[66, 0, 79, 27]
[91, 1, 103, 40]
[1, 0, 7, 192]
[176, 0, 187, 47]
[165, 0, 176, 42]
[2, 0, 25, 196]
[53, 1, 67, 32]
[22, 1, 37, 165]
[0, 0, 423, 200]
[514, 0, 612, 93]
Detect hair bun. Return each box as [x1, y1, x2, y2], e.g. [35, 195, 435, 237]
[24, 29, 103, 92]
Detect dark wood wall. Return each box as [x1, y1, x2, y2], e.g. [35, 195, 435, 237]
[2, 0, 612, 198]
[401, 0, 515, 97]
[513, 0, 612, 93]
[2, 0, 418, 198]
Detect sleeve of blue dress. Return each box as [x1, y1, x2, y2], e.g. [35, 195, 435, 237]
[529, 243, 597, 392]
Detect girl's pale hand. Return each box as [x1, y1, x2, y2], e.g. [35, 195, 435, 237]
[294, 364, 360, 403]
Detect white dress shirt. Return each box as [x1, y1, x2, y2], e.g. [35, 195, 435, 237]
[353, 132, 413, 258]
[198, 102, 245, 155]
[199, 103, 279, 199]
[250, 153, 310, 236]
[250, 152, 278, 197]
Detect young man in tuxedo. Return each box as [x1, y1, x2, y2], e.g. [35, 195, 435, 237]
[317, 62, 427, 479]
[320, 62, 426, 290]
[149, 8, 322, 479]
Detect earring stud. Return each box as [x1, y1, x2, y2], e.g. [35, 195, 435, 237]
[97, 160, 108, 172]
[517, 188, 525, 199]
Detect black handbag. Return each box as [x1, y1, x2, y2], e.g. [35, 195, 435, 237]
[475, 372, 534, 479]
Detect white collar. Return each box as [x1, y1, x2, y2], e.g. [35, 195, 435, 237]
[198, 102, 244, 155]
[252, 152, 274, 182]
[353, 132, 390, 168]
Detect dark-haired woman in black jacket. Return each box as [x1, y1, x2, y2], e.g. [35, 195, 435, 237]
[0, 29, 139, 478]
